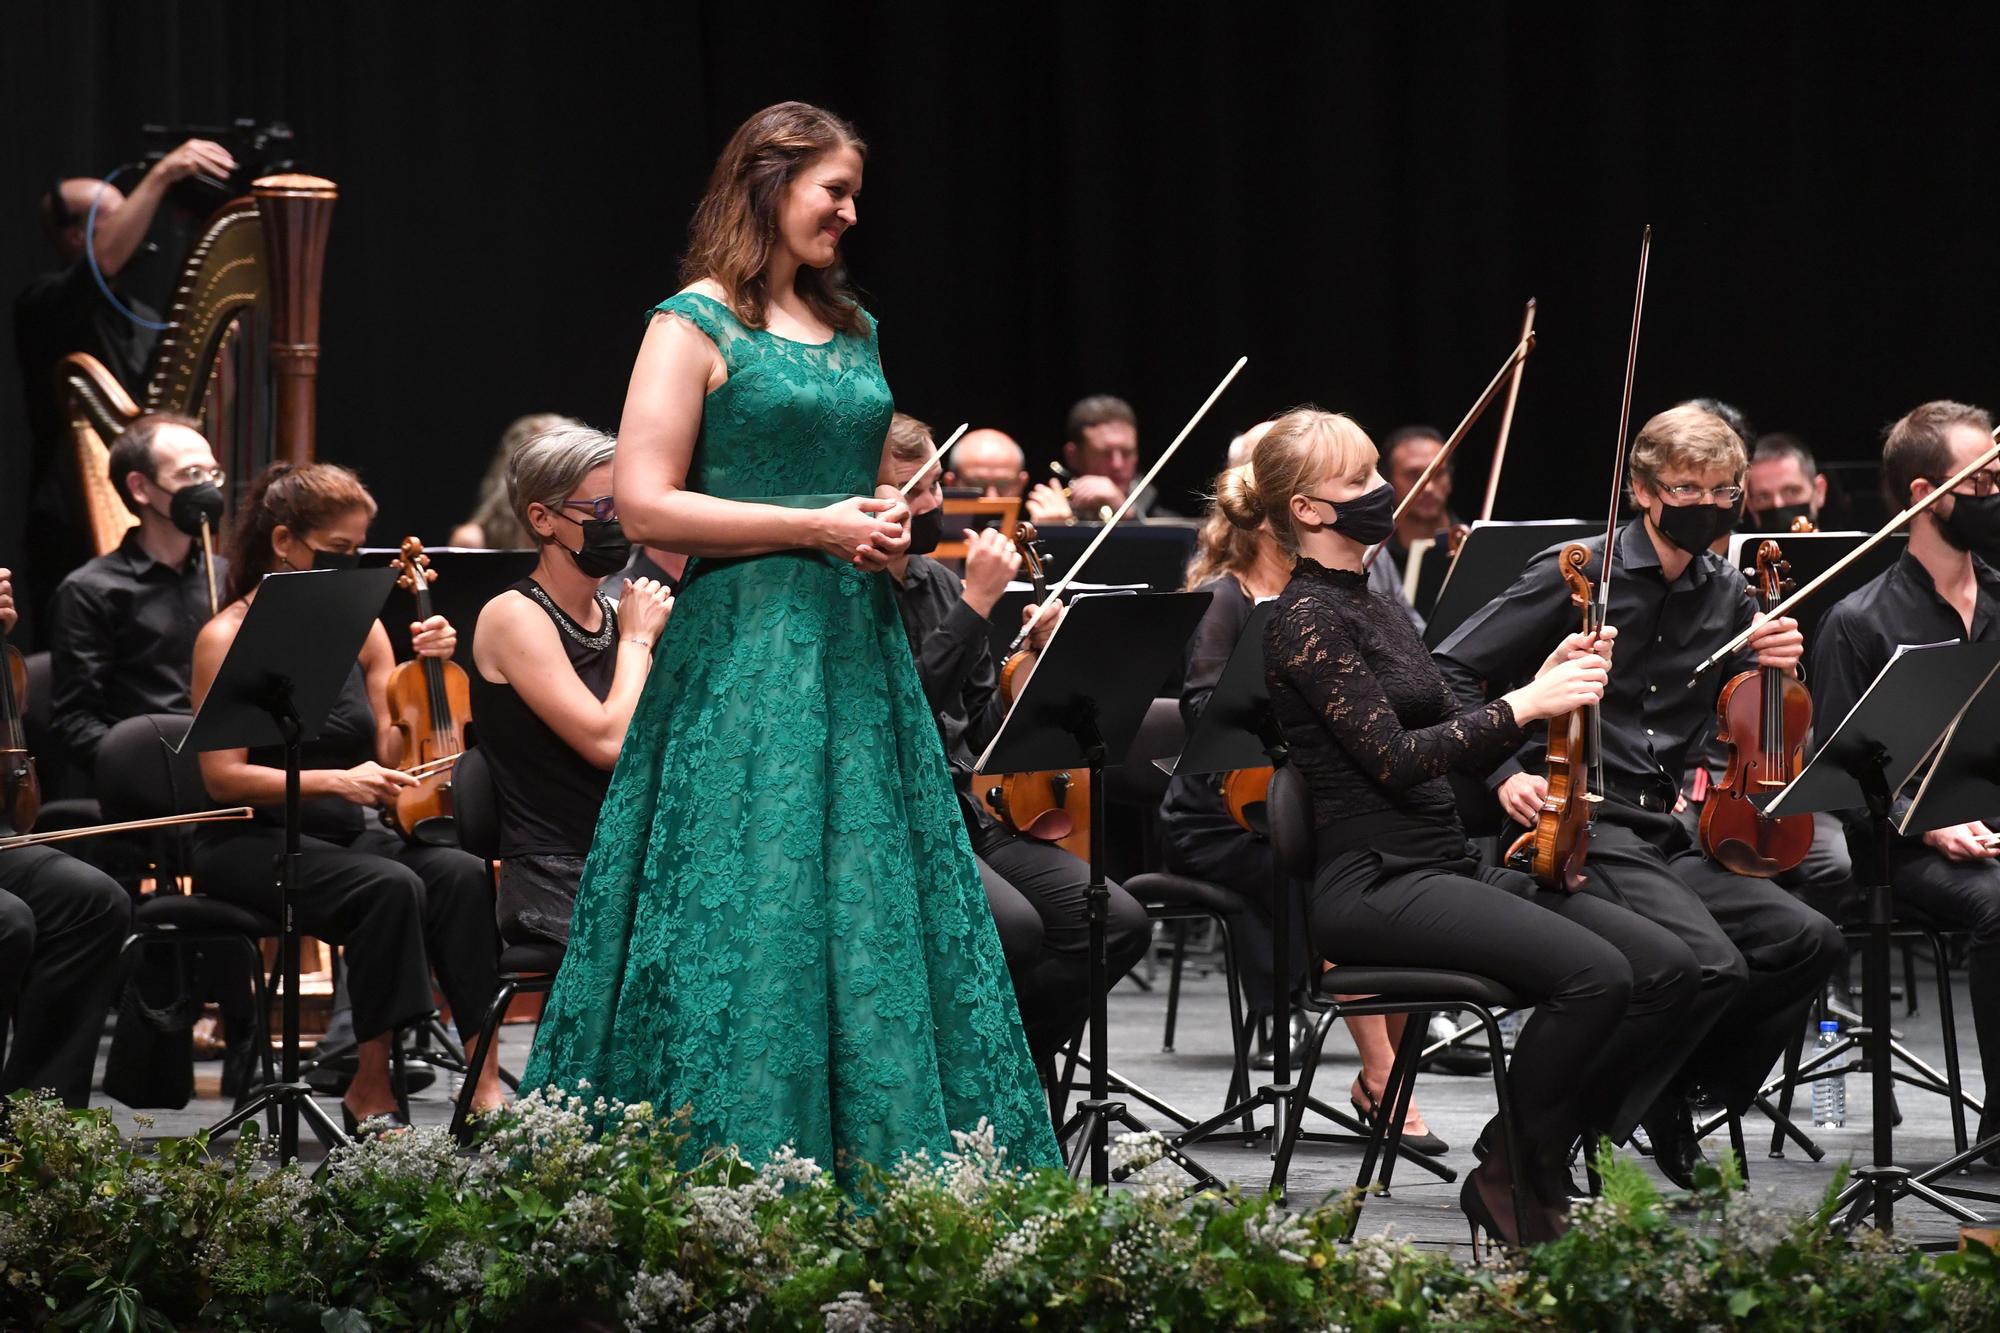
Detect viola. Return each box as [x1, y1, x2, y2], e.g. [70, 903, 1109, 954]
[1699, 540, 1814, 876]
[0, 620, 40, 836]
[1508, 545, 1600, 890]
[383, 538, 470, 846]
[978, 522, 1091, 855]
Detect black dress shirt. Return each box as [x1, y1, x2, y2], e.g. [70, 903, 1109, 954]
[888, 555, 1010, 839]
[1267, 556, 1523, 847]
[1433, 518, 1757, 813]
[48, 531, 222, 770]
[1810, 549, 2000, 823]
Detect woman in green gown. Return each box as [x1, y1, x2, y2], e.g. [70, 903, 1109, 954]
[520, 102, 1060, 1184]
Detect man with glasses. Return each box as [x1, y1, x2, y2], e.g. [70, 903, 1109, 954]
[1435, 404, 1843, 1188]
[47, 412, 228, 775]
[1812, 399, 2000, 1163]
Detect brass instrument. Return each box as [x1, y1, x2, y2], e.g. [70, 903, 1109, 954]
[59, 174, 338, 555]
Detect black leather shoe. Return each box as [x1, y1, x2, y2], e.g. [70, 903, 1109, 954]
[1641, 1104, 1710, 1191]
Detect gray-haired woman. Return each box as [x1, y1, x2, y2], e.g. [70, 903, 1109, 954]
[469, 425, 673, 946]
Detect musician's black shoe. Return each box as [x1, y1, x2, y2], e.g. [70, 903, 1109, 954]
[1641, 1102, 1710, 1191]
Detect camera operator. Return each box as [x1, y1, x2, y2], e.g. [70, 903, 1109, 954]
[13, 138, 237, 642]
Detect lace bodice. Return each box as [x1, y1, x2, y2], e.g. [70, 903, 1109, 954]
[1266, 557, 1523, 839]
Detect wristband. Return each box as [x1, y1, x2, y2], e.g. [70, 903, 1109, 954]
[621, 636, 655, 651]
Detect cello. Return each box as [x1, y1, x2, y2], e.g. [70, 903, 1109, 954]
[977, 523, 1092, 853]
[1, 619, 39, 836]
[1699, 540, 1813, 876]
[384, 538, 470, 846]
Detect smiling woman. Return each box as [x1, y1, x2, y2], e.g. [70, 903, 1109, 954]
[519, 101, 1059, 1189]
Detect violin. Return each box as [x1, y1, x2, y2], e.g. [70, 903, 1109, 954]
[1507, 545, 1601, 891]
[1699, 540, 1814, 876]
[1790, 512, 1818, 533]
[384, 538, 470, 846]
[978, 522, 1091, 854]
[1, 620, 40, 837]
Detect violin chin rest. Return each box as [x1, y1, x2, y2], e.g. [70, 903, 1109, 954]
[1021, 812, 1075, 842]
[1710, 838, 1783, 879]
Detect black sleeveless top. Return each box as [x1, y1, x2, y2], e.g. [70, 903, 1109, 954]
[468, 579, 619, 857]
[244, 661, 377, 838]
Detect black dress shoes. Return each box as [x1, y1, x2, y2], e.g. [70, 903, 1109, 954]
[1641, 1102, 1710, 1191]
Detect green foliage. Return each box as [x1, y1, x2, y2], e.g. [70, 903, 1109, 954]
[0, 1094, 1991, 1331]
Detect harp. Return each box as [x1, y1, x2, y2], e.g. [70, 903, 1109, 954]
[56, 173, 337, 555]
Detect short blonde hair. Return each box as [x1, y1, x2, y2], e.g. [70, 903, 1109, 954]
[1629, 404, 1746, 487]
[1227, 408, 1378, 554]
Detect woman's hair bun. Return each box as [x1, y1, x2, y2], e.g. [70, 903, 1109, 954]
[1212, 462, 1266, 531]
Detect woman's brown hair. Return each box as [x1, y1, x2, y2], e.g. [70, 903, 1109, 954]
[1184, 463, 1268, 590]
[680, 101, 868, 337]
[224, 461, 377, 603]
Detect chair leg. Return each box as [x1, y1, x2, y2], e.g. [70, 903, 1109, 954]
[1272, 1009, 1339, 1206]
[449, 978, 519, 1143]
[1210, 914, 1254, 1133]
[1928, 932, 1969, 1153]
[1901, 937, 1920, 1017]
[1727, 1111, 1749, 1184]
[1369, 1009, 1429, 1196]
[1162, 920, 1187, 1052]
[1769, 1007, 1811, 1158]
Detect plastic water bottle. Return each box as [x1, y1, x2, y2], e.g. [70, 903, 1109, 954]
[1811, 1020, 1846, 1129]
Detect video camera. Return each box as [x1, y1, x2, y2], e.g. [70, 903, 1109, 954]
[140, 119, 300, 215]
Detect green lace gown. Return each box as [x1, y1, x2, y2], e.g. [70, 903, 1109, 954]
[520, 292, 1060, 1184]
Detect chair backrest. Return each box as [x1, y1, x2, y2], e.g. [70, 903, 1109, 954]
[94, 714, 204, 821]
[22, 652, 54, 754]
[452, 746, 502, 862]
[1267, 763, 1315, 882]
[1111, 696, 1184, 807]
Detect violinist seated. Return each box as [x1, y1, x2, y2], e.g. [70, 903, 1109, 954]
[1162, 454, 1445, 1153]
[1380, 424, 1462, 580]
[0, 567, 132, 1109]
[190, 462, 504, 1131]
[1245, 408, 1698, 1245]
[1811, 400, 2000, 1164]
[47, 413, 227, 782]
[470, 426, 674, 948]
[881, 414, 1150, 1069]
[1434, 404, 1843, 1189]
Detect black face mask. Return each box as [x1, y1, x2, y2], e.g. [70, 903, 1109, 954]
[1317, 481, 1396, 548]
[906, 505, 943, 557]
[311, 548, 361, 572]
[1936, 491, 2000, 563]
[563, 516, 632, 578]
[1746, 501, 1812, 533]
[1653, 499, 1738, 555]
[166, 482, 225, 538]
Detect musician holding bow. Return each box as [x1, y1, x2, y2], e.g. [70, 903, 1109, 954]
[1811, 400, 2000, 1164]
[1435, 404, 1844, 1187]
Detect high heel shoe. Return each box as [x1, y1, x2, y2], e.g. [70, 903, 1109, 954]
[1351, 1082, 1448, 1156]
[341, 1102, 411, 1140]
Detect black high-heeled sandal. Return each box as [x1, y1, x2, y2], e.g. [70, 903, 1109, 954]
[1351, 1081, 1449, 1156]
[341, 1102, 412, 1140]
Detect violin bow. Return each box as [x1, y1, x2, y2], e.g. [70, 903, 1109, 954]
[0, 806, 254, 852]
[1692, 425, 2000, 677]
[1361, 331, 1538, 571]
[1588, 225, 1653, 803]
[897, 422, 969, 498]
[1009, 355, 1248, 652]
[1479, 298, 1538, 523]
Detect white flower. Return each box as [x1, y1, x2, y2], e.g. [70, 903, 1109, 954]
[1245, 1208, 1312, 1264]
[819, 1290, 879, 1332]
[551, 1191, 616, 1251]
[421, 1239, 488, 1294]
[758, 1142, 825, 1190]
[1108, 1129, 1167, 1174]
[626, 1267, 690, 1327]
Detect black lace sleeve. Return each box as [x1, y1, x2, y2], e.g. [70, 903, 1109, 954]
[1273, 597, 1523, 792]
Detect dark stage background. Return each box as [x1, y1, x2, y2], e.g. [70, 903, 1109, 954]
[8, 3, 2000, 613]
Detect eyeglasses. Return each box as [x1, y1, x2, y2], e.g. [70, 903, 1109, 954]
[163, 465, 226, 488]
[1655, 482, 1746, 506]
[558, 495, 617, 522]
[1925, 470, 2000, 498]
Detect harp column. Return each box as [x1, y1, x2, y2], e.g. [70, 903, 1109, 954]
[252, 174, 338, 465]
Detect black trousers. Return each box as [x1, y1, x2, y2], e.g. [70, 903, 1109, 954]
[195, 823, 499, 1045]
[974, 830, 1150, 1065]
[1579, 805, 1844, 1119]
[1163, 815, 1314, 1018]
[1308, 844, 1696, 1155]
[0, 846, 132, 1107]
[1886, 837, 2000, 1110]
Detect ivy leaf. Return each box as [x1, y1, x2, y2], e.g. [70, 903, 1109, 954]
[1727, 1289, 1760, 1318]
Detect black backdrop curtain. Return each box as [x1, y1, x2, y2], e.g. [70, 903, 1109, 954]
[7, 2, 2000, 589]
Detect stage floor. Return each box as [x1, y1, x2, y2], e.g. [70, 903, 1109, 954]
[100, 941, 1996, 1256]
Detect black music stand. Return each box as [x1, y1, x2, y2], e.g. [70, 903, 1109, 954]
[1762, 639, 2000, 1233]
[1889, 661, 2000, 1211]
[1160, 602, 1454, 1191]
[183, 567, 400, 1164]
[977, 590, 1214, 1188]
[1423, 520, 1597, 649]
[1727, 532, 1905, 653]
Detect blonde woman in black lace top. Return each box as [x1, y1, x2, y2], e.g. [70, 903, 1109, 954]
[1238, 408, 1701, 1247]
